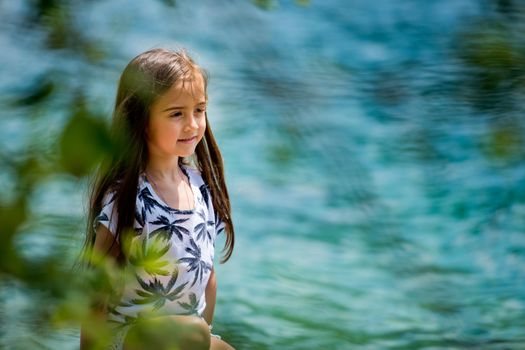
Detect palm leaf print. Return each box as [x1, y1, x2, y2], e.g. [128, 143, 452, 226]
[206, 219, 214, 241]
[194, 210, 208, 242]
[138, 187, 170, 214]
[107, 300, 141, 326]
[109, 308, 138, 327]
[106, 191, 116, 205]
[150, 215, 190, 241]
[108, 301, 139, 323]
[132, 269, 188, 310]
[95, 212, 109, 224]
[128, 236, 171, 276]
[93, 212, 110, 233]
[135, 206, 146, 227]
[215, 213, 225, 236]
[178, 293, 199, 315]
[199, 184, 210, 209]
[134, 206, 146, 235]
[179, 238, 212, 287]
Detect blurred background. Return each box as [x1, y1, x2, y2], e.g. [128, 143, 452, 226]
[1, 0, 525, 349]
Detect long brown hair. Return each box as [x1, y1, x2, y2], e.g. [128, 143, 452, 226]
[82, 48, 234, 266]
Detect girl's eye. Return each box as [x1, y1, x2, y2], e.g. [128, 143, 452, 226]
[196, 108, 206, 114]
[170, 112, 183, 118]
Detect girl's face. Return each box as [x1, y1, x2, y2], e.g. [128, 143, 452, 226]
[146, 73, 207, 160]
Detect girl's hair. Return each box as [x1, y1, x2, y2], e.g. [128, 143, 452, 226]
[82, 47, 234, 266]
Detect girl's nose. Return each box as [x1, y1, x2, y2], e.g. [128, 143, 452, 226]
[185, 115, 199, 131]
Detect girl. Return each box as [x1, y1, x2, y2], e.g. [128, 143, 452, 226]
[80, 48, 235, 350]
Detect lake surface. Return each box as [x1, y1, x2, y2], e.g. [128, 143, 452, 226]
[1, 0, 525, 349]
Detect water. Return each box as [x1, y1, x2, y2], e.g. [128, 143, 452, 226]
[1, 0, 525, 349]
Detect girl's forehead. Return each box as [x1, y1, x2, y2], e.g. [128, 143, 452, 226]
[169, 74, 206, 101]
[154, 76, 206, 108]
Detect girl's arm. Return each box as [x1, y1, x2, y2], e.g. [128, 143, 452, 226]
[80, 225, 120, 350]
[203, 267, 217, 325]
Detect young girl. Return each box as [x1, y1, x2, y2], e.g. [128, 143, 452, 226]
[80, 48, 235, 350]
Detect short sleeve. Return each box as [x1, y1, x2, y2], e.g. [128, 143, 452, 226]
[93, 191, 118, 237]
[93, 189, 146, 238]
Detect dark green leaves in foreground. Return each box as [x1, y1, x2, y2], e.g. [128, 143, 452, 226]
[59, 100, 113, 177]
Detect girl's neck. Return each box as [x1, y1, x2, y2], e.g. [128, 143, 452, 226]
[145, 156, 183, 182]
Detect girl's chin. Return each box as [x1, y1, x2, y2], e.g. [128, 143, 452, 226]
[176, 146, 198, 157]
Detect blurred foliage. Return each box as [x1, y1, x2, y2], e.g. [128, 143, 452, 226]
[11, 74, 55, 107]
[59, 96, 113, 177]
[0, 0, 524, 348]
[26, 0, 107, 62]
[457, 22, 524, 89]
[450, 1, 525, 162]
[482, 122, 525, 161]
[252, 0, 278, 10]
[159, 0, 177, 7]
[453, 14, 525, 115]
[252, 0, 309, 10]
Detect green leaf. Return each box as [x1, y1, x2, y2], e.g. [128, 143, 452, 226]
[59, 105, 112, 177]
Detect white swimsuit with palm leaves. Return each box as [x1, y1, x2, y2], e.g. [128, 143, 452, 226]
[94, 165, 225, 328]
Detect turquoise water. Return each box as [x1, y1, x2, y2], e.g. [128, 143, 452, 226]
[1, 0, 525, 349]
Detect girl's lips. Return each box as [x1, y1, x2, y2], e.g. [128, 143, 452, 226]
[178, 136, 197, 143]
